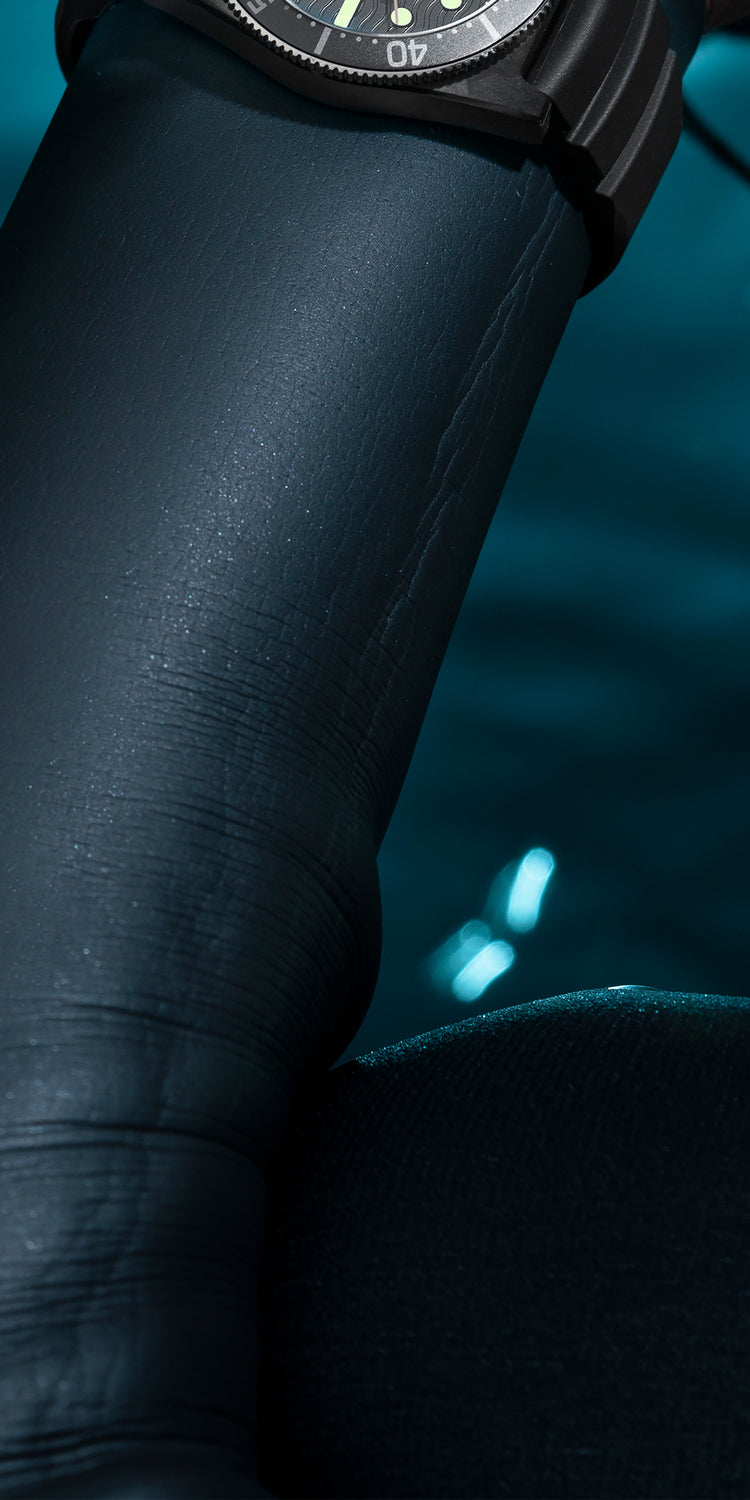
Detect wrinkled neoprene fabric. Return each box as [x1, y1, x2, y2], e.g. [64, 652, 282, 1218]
[259, 986, 750, 1498]
[2, 0, 745, 1497]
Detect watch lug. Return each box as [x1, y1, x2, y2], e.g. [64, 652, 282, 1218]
[423, 62, 552, 144]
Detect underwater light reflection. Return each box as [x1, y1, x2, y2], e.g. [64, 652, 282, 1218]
[505, 847, 556, 932]
[451, 940, 515, 1001]
[425, 845, 556, 1003]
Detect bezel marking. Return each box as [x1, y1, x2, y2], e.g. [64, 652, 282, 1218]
[224, 0, 555, 84]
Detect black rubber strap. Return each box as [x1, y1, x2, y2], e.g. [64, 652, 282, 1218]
[527, 0, 684, 290]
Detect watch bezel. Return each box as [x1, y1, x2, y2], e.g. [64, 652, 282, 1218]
[221, 0, 552, 83]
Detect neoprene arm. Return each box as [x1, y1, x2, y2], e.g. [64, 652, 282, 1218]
[0, 0, 702, 1494]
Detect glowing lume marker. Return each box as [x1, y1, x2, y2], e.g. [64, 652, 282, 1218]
[333, 0, 359, 25]
[441, 0, 463, 9]
[391, 5, 412, 20]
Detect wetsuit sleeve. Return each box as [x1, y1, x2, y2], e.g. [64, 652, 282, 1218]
[0, 0, 702, 1493]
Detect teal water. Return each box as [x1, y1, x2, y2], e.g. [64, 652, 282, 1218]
[2, 10, 749, 1064]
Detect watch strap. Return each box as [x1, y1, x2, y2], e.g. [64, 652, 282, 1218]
[526, 0, 683, 290]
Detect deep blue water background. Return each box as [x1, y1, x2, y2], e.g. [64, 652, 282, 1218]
[2, 7, 749, 1066]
